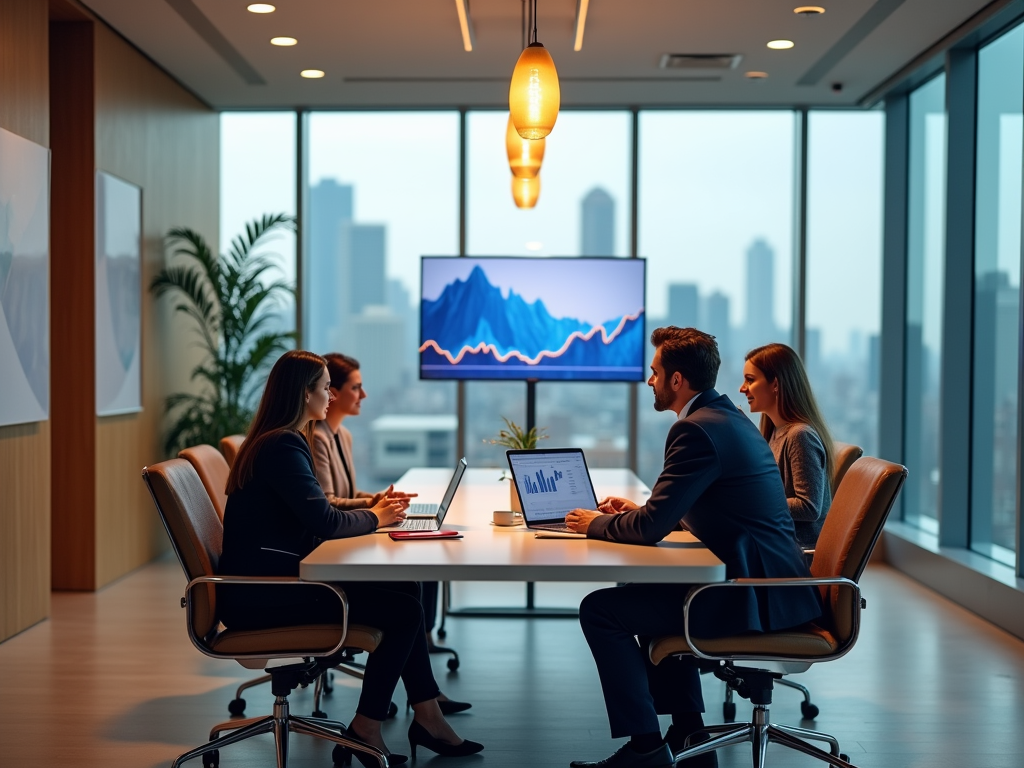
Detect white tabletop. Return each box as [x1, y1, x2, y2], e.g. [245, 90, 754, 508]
[300, 467, 725, 584]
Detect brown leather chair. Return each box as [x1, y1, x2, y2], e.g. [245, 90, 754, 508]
[219, 434, 245, 469]
[143, 458, 386, 768]
[832, 442, 864, 494]
[178, 445, 230, 520]
[650, 457, 907, 768]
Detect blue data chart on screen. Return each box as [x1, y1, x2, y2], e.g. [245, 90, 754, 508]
[509, 452, 598, 519]
[419, 257, 646, 382]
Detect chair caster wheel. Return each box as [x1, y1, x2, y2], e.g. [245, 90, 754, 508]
[202, 748, 220, 768]
[313, 709, 328, 718]
[801, 702, 819, 720]
[722, 701, 736, 721]
[387, 701, 398, 719]
[447, 658, 459, 671]
[332, 744, 353, 766]
[323, 672, 335, 695]
[227, 698, 246, 716]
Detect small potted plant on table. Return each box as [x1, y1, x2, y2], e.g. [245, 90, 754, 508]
[485, 417, 547, 513]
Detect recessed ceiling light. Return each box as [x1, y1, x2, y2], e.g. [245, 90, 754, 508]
[247, 3, 275, 12]
[745, 71, 769, 80]
[767, 39, 795, 50]
[271, 36, 297, 46]
[300, 69, 325, 79]
[794, 6, 825, 15]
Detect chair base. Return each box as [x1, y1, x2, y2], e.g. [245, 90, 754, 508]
[174, 694, 388, 768]
[672, 705, 855, 768]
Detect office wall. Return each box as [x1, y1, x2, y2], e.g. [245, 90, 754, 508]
[0, 0, 52, 642]
[91, 22, 219, 589]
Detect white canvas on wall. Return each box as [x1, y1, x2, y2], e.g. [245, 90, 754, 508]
[95, 171, 142, 416]
[0, 127, 50, 428]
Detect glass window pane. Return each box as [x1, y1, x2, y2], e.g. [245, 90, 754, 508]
[637, 111, 795, 487]
[306, 112, 459, 485]
[904, 74, 947, 533]
[806, 111, 885, 457]
[464, 111, 633, 473]
[971, 25, 1022, 565]
[220, 112, 297, 334]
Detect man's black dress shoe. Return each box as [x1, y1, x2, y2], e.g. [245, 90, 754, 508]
[569, 743, 674, 768]
[664, 726, 718, 768]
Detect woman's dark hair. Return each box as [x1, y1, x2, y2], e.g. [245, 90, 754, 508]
[226, 350, 327, 494]
[650, 326, 720, 392]
[745, 342, 836, 490]
[323, 352, 360, 389]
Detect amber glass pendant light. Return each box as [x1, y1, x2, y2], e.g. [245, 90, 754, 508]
[512, 175, 541, 209]
[506, 113, 545, 179]
[509, 0, 560, 140]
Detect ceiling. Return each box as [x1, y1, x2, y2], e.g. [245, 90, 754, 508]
[78, 0, 997, 110]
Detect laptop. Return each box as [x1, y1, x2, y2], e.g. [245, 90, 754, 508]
[506, 448, 598, 534]
[376, 457, 467, 532]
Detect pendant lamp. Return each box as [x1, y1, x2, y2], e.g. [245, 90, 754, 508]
[512, 175, 541, 209]
[506, 113, 545, 179]
[509, 0, 560, 139]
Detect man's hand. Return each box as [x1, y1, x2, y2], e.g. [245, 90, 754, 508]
[565, 508, 604, 534]
[597, 496, 639, 514]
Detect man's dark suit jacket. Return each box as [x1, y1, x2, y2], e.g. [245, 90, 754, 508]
[219, 430, 377, 626]
[587, 389, 822, 637]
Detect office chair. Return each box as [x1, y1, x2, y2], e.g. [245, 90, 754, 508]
[219, 434, 245, 469]
[718, 440, 865, 722]
[650, 456, 906, 768]
[143, 458, 388, 768]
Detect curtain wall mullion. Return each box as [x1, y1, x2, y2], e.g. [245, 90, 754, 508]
[793, 108, 809, 358]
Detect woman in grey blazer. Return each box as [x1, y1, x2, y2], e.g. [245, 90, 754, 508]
[740, 342, 836, 549]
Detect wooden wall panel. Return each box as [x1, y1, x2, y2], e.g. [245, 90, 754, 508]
[49, 20, 97, 591]
[0, 0, 51, 641]
[93, 22, 219, 588]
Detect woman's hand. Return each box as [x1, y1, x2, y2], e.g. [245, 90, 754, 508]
[369, 496, 407, 528]
[367, 485, 418, 511]
[597, 496, 639, 514]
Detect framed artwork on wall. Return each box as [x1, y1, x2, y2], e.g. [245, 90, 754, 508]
[95, 171, 142, 416]
[0, 127, 50, 428]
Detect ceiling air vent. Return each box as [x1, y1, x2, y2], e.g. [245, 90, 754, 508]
[659, 53, 742, 70]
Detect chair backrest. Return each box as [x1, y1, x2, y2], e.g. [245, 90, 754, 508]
[178, 444, 230, 520]
[831, 441, 864, 497]
[143, 459, 224, 640]
[220, 434, 245, 469]
[810, 456, 907, 642]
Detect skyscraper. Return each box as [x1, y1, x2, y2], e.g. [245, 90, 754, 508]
[702, 290, 731, 360]
[346, 223, 386, 315]
[308, 179, 353, 354]
[667, 283, 699, 329]
[744, 238, 777, 350]
[581, 187, 615, 255]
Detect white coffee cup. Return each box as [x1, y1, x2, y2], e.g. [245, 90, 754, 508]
[492, 510, 517, 526]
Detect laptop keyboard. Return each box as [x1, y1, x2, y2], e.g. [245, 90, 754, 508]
[532, 522, 576, 533]
[393, 517, 436, 531]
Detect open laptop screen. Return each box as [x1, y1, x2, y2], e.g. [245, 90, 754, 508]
[506, 449, 599, 523]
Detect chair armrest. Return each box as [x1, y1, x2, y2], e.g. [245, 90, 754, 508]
[183, 575, 352, 662]
[681, 576, 861, 663]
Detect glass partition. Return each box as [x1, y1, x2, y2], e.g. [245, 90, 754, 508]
[971, 24, 1023, 565]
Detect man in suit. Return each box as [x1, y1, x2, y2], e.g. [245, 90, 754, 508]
[564, 327, 822, 768]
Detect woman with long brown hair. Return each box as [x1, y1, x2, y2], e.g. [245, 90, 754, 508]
[740, 342, 835, 549]
[219, 350, 483, 764]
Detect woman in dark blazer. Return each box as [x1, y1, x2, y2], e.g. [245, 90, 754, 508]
[219, 350, 482, 764]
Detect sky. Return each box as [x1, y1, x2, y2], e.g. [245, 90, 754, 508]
[220, 108, 887, 358]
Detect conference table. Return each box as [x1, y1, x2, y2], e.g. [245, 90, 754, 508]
[300, 468, 725, 587]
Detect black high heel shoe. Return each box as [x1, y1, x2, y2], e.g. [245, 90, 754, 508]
[405, 698, 473, 715]
[332, 728, 408, 767]
[407, 720, 484, 759]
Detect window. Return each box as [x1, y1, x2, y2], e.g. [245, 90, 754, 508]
[306, 112, 459, 484]
[903, 74, 947, 533]
[971, 24, 1022, 565]
[464, 111, 633, 471]
[637, 111, 796, 486]
[806, 111, 885, 457]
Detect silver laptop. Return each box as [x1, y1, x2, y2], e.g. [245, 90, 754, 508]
[376, 457, 467, 532]
[506, 448, 598, 533]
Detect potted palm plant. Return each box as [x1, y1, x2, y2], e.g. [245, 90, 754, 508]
[486, 416, 548, 512]
[150, 213, 295, 455]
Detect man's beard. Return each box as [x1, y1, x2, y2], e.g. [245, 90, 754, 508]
[651, 380, 674, 412]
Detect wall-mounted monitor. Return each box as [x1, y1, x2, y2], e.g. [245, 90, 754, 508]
[419, 256, 646, 382]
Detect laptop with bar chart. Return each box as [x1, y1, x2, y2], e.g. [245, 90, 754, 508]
[505, 448, 599, 533]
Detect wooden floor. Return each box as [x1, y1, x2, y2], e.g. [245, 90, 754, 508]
[1, 559, 1023, 768]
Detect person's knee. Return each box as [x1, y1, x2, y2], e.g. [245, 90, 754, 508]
[579, 588, 618, 637]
